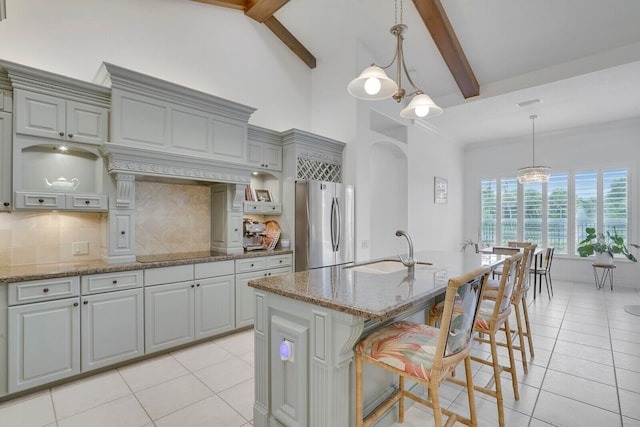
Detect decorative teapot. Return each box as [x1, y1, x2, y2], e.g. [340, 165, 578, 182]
[44, 176, 80, 192]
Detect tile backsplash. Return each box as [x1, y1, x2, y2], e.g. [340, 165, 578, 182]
[0, 181, 212, 266]
[0, 211, 102, 266]
[135, 181, 211, 256]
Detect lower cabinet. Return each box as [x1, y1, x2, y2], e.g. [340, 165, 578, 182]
[145, 261, 236, 353]
[235, 254, 293, 328]
[195, 275, 235, 339]
[81, 288, 144, 372]
[144, 280, 195, 354]
[8, 297, 81, 393]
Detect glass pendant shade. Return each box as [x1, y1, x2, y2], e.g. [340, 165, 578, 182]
[400, 93, 443, 119]
[517, 166, 551, 183]
[347, 65, 398, 100]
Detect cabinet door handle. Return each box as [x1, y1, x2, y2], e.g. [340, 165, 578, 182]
[250, 263, 254, 267]
[85, 200, 91, 205]
[196, 283, 200, 287]
[42, 288, 49, 293]
[112, 280, 118, 284]
[59, 131, 65, 137]
[67, 133, 74, 138]
[279, 260, 283, 263]
[38, 199, 44, 203]
[191, 284, 195, 288]
[120, 231, 126, 235]
[234, 228, 238, 232]
[83, 301, 88, 305]
[3, 202, 9, 207]
[73, 302, 79, 307]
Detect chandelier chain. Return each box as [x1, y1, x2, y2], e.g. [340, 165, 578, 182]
[395, 0, 403, 25]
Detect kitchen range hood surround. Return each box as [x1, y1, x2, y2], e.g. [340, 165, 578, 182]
[99, 142, 254, 185]
[95, 62, 257, 185]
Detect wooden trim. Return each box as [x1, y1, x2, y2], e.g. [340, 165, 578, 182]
[411, 0, 479, 98]
[263, 16, 317, 69]
[245, 0, 289, 23]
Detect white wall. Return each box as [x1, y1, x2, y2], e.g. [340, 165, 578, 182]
[0, 0, 312, 132]
[464, 117, 640, 287]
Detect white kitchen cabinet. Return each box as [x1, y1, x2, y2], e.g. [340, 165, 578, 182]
[15, 90, 108, 145]
[243, 201, 282, 215]
[8, 297, 81, 393]
[13, 191, 107, 211]
[0, 111, 11, 210]
[195, 275, 235, 339]
[81, 288, 144, 371]
[80, 270, 144, 371]
[247, 140, 282, 171]
[235, 254, 293, 327]
[194, 261, 235, 339]
[144, 280, 195, 354]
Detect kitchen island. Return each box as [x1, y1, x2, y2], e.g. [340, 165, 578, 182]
[248, 250, 506, 427]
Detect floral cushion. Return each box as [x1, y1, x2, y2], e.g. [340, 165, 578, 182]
[356, 321, 440, 380]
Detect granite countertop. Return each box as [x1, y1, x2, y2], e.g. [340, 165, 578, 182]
[0, 249, 293, 283]
[248, 250, 507, 321]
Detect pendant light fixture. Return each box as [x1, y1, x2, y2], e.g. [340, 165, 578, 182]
[517, 114, 550, 184]
[347, 0, 442, 119]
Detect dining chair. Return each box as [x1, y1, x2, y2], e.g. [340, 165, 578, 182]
[485, 244, 536, 374]
[429, 253, 523, 427]
[355, 267, 489, 427]
[530, 247, 555, 298]
[508, 241, 532, 248]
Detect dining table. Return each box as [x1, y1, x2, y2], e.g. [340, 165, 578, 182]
[479, 245, 546, 298]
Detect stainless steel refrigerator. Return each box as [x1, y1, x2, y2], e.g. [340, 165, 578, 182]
[295, 180, 354, 271]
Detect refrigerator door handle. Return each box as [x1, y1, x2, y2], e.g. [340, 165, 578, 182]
[333, 197, 341, 252]
[330, 197, 336, 251]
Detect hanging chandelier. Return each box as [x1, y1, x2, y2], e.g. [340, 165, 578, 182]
[517, 114, 550, 184]
[346, 0, 442, 119]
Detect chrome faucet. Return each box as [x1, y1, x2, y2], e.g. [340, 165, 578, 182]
[395, 230, 416, 272]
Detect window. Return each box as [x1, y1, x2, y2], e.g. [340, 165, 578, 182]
[523, 182, 542, 245]
[480, 168, 629, 257]
[501, 178, 517, 245]
[547, 174, 568, 253]
[480, 180, 496, 246]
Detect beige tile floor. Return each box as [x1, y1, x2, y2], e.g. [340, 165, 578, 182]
[1, 279, 639, 427]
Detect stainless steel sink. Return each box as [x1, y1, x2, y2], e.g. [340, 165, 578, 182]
[345, 259, 432, 274]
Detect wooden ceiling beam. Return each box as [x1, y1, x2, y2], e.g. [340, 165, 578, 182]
[245, 0, 290, 23]
[263, 16, 316, 69]
[411, 0, 479, 98]
[192, 0, 316, 69]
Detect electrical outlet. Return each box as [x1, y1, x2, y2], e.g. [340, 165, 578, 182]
[72, 241, 89, 255]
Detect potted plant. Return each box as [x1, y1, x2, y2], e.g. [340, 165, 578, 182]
[577, 227, 639, 264]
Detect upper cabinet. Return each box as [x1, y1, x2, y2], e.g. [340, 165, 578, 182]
[247, 125, 282, 172]
[15, 90, 108, 145]
[95, 63, 257, 173]
[0, 60, 112, 212]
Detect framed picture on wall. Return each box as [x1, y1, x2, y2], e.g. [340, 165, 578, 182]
[434, 177, 448, 204]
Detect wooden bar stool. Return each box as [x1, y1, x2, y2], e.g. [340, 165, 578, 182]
[355, 268, 489, 427]
[430, 253, 523, 427]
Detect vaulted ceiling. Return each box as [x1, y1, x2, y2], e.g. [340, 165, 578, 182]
[196, 0, 640, 145]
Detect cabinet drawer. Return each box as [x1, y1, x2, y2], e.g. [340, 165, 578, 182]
[266, 254, 293, 269]
[235, 257, 266, 273]
[15, 192, 65, 209]
[8, 276, 80, 305]
[194, 260, 235, 279]
[81, 270, 143, 294]
[262, 266, 292, 278]
[144, 264, 194, 286]
[66, 194, 108, 211]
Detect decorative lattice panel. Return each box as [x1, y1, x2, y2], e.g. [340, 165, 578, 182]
[297, 158, 342, 183]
